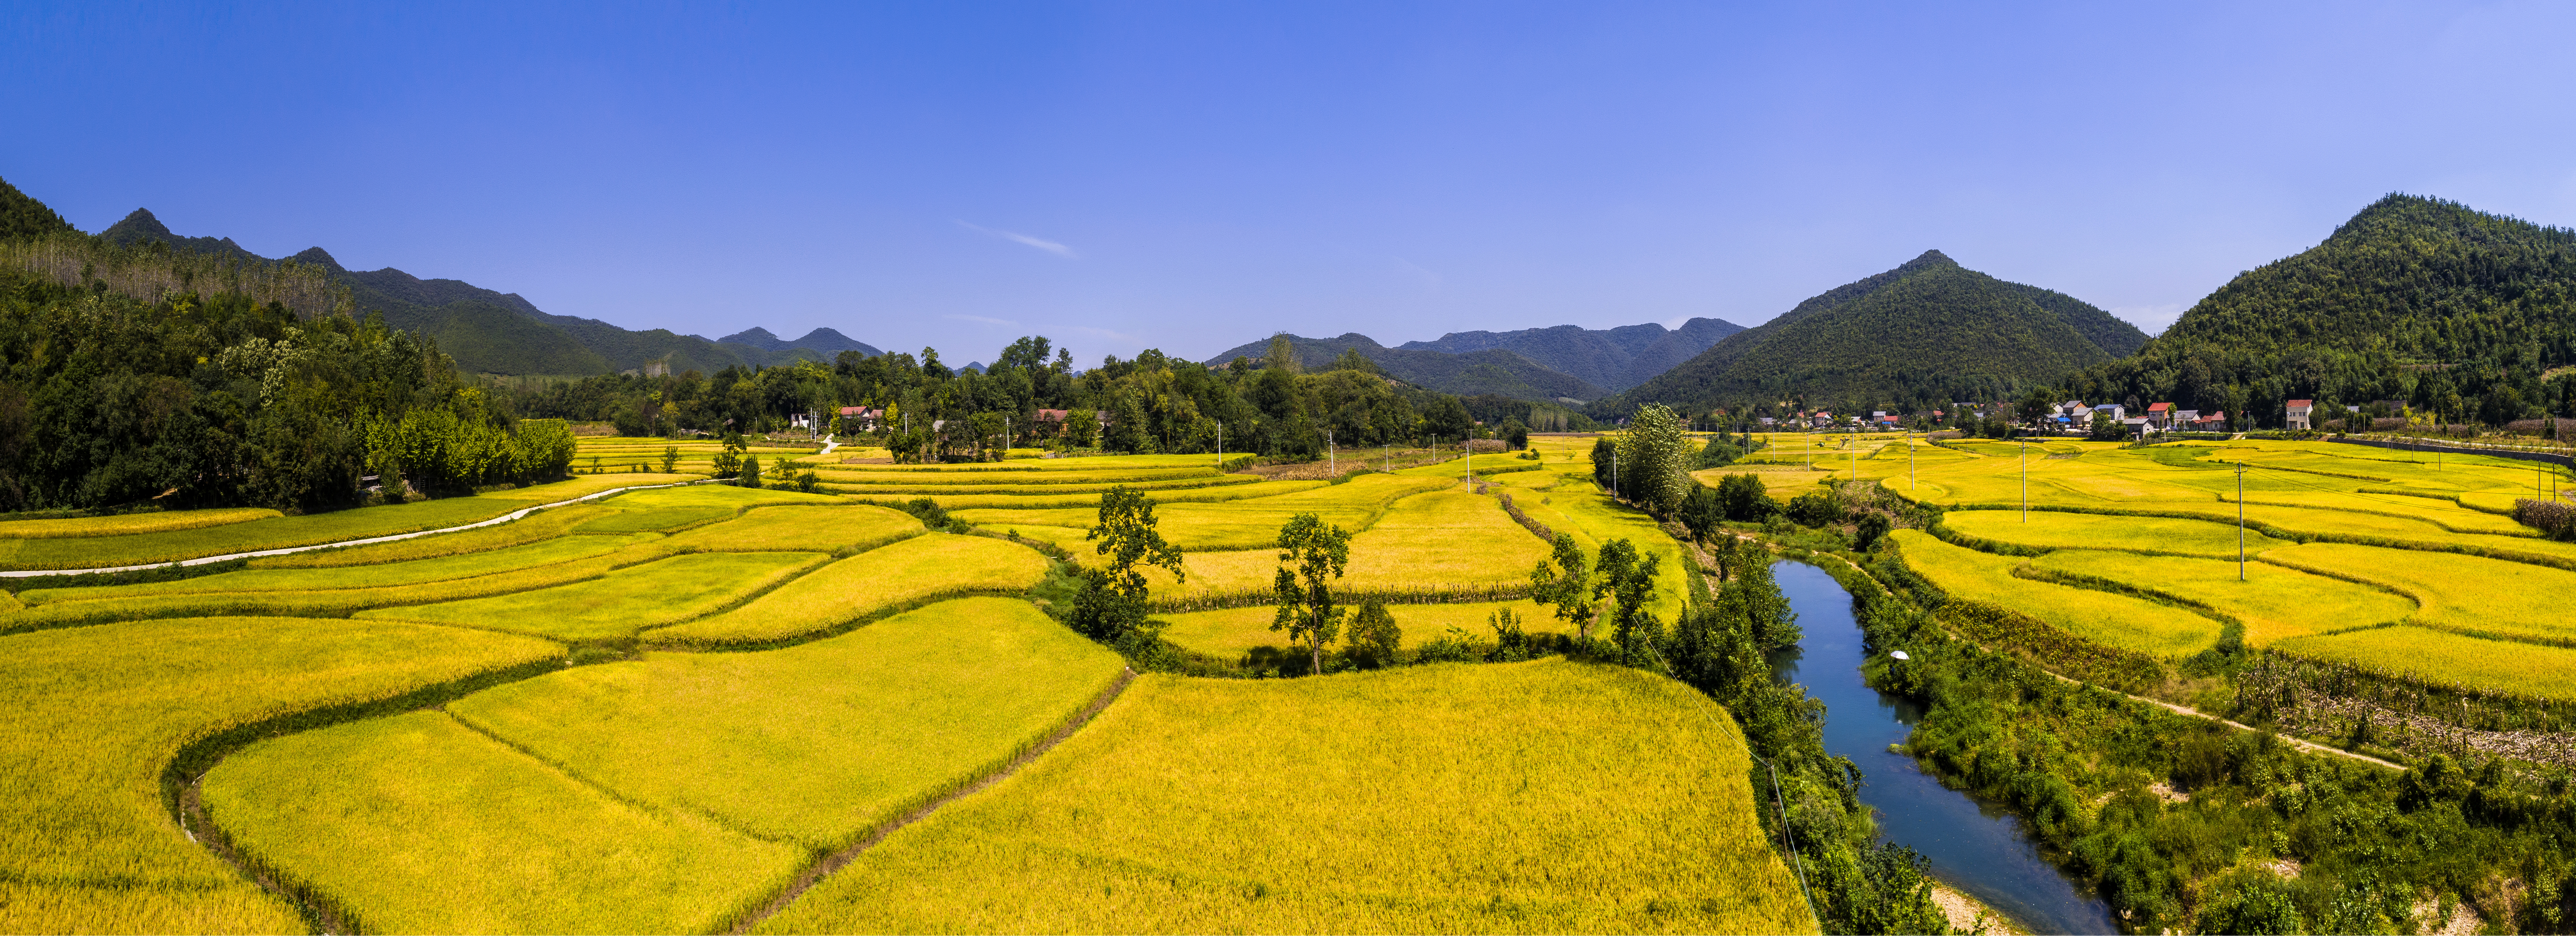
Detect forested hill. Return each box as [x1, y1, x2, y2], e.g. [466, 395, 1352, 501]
[1203, 332, 1609, 401]
[1600, 250, 2144, 418]
[79, 201, 880, 376]
[1, 177, 76, 240]
[719, 327, 883, 358]
[1394, 317, 1745, 392]
[2064, 194, 2576, 428]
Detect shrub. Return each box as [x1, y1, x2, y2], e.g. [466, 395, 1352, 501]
[1711, 472, 1776, 522]
[2513, 497, 2576, 540]
[1344, 599, 1400, 669]
[1787, 489, 1844, 527]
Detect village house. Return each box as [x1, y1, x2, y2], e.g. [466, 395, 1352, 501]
[2189, 410, 2228, 431]
[2145, 401, 2175, 429]
[836, 406, 884, 432]
[2285, 399, 2315, 430]
[2093, 403, 2126, 422]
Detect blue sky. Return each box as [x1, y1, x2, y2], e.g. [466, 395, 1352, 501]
[8, 2, 2575, 368]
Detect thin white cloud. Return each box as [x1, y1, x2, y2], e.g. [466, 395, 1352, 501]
[943, 313, 1020, 328]
[957, 220, 1077, 258]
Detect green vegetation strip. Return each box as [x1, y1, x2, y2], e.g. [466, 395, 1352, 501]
[756, 660, 1814, 934]
[0, 616, 559, 934]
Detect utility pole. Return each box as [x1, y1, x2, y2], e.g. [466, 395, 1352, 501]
[2019, 432, 2028, 523]
[1004, 416, 1011, 454]
[1909, 431, 1917, 490]
[1328, 428, 1335, 475]
[2236, 459, 2247, 582]
[1217, 422, 1223, 467]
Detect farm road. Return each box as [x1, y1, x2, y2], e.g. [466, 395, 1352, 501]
[0, 478, 716, 579]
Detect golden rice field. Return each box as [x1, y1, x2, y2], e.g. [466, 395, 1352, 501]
[1890, 530, 2222, 657]
[2271, 626, 2576, 703]
[1826, 438, 2576, 703]
[0, 616, 559, 933]
[756, 660, 1814, 935]
[7, 441, 1739, 932]
[649, 533, 1049, 647]
[205, 598, 1122, 933]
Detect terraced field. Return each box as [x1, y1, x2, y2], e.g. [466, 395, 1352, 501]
[757, 660, 1814, 934]
[1837, 437, 2576, 706]
[6, 440, 1751, 932]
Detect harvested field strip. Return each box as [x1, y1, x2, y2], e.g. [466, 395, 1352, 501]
[2027, 550, 2414, 646]
[755, 660, 1815, 935]
[647, 535, 1048, 648]
[1156, 599, 1556, 658]
[4, 542, 684, 635]
[20, 533, 658, 605]
[0, 508, 280, 539]
[243, 502, 621, 569]
[0, 616, 559, 934]
[662, 504, 923, 554]
[1939, 510, 2296, 559]
[357, 551, 826, 641]
[0, 474, 697, 572]
[202, 710, 804, 935]
[1890, 531, 2221, 658]
[2258, 543, 2576, 647]
[2272, 627, 2576, 704]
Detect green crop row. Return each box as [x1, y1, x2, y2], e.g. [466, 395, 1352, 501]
[646, 534, 1048, 648]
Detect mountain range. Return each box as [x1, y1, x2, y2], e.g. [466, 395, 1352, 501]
[1205, 318, 1745, 402]
[1605, 250, 2147, 416]
[90, 207, 871, 376]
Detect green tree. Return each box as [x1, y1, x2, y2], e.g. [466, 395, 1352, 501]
[1265, 333, 1303, 374]
[1679, 484, 1724, 545]
[1714, 472, 1775, 522]
[1528, 533, 1595, 639]
[1614, 403, 1694, 516]
[1501, 417, 1529, 449]
[1344, 598, 1400, 669]
[1271, 511, 1353, 675]
[660, 445, 680, 473]
[1074, 486, 1186, 645]
[737, 454, 761, 488]
[1592, 539, 1664, 663]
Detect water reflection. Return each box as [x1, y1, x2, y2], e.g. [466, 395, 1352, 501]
[1769, 560, 2120, 935]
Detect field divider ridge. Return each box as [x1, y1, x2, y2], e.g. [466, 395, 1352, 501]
[722, 665, 1140, 935]
[2, 478, 721, 579]
[171, 651, 576, 936]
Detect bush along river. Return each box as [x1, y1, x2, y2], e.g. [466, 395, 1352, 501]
[1772, 560, 2119, 935]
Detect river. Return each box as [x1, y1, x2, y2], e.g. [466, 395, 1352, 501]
[1770, 560, 2120, 935]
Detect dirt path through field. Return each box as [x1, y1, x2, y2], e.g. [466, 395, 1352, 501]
[724, 666, 1140, 934]
[0, 478, 715, 579]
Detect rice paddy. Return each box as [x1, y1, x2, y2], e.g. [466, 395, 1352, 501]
[1890, 530, 2222, 657]
[0, 616, 559, 933]
[20, 441, 1766, 931]
[2271, 627, 2576, 703]
[755, 660, 1814, 934]
[205, 598, 1121, 933]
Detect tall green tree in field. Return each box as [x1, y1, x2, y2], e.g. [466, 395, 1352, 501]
[1344, 598, 1400, 669]
[1528, 532, 1595, 639]
[660, 445, 680, 473]
[737, 454, 761, 488]
[1075, 485, 1185, 644]
[1592, 538, 1664, 663]
[1613, 403, 1694, 517]
[1271, 511, 1352, 675]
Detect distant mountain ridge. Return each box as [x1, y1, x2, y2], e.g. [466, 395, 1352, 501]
[1396, 317, 1745, 392]
[1205, 317, 1745, 402]
[85, 206, 879, 376]
[1607, 250, 2145, 416]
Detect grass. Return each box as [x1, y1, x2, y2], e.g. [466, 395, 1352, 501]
[755, 660, 1814, 935]
[461, 597, 1124, 847]
[2271, 626, 2576, 703]
[1156, 599, 1557, 658]
[0, 507, 280, 538]
[0, 474, 693, 571]
[1940, 509, 2297, 559]
[1890, 530, 2222, 658]
[2028, 550, 2414, 646]
[203, 709, 803, 935]
[661, 504, 923, 554]
[0, 616, 558, 934]
[2258, 542, 2576, 647]
[359, 551, 826, 641]
[647, 534, 1049, 648]
[18, 533, 656, 605]
[243, 503, 622, 568]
